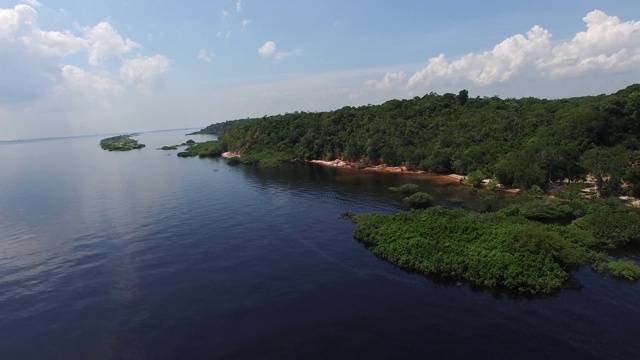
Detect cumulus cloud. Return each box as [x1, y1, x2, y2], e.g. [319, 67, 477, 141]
[408, 25, 551, 88]
[84, 21, 139, 66]
[58, 65, 125, 98]
[120, 55, 170, 88]
[0, 3, 172, 139]
[0, 5, 85, 57]
[236, 0, 242, 12]
[364, 71, 407, 90]
[0, 5, 86, 103]
[542, 10, 640, 77]
[197, 49, 215, 63]
[408, 10, 640, 90]
[258, 41, 276, 58]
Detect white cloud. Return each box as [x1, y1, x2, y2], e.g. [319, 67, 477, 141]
[0, 5, 86, 103]
[258, 40, 276, 58]
[364, 71, 407, 90]
[408, 10, 640, 90]
[408, 25, 550, 88]
[541, 10, 640, 78]
[241, 18, 251, 31]
[197, 48, 215, 63]
[120, 55, 170, 85]
[221, 10, 229, 19]
[0, 5, 85, 57]
[216, 30, 231, 39]
[2, 6, 639, 141]
[274, 49, 303, 62]
[84, 21, 139, 66]
[236, 0, 242, 12]
[58, 65, 125, 97]
[0, 4, 173, 139]
[259, 41, 303, 62]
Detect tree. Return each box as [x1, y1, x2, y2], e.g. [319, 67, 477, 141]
[457, 89, 469, 106]
[581, 146, 631, 197]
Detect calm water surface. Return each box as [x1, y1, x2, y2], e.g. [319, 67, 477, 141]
[1, 130, 639, 359]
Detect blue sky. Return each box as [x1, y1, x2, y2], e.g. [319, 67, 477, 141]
[1, 0, 639, 140]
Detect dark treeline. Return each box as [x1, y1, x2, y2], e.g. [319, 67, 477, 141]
[217, 84, 640, 194]
[190, 118, 254, 136]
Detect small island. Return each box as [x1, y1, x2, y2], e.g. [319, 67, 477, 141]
[100, 134, 145, 151]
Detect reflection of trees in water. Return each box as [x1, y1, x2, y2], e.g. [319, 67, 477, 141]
[237, 162, 509, 211]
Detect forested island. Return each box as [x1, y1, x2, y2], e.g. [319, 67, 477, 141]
[99, 134, 145, 151]
[193, 84, 640, 293]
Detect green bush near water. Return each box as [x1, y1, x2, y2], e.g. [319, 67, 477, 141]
[403, 192, 433, 209]
[351, 195, 640, 294]
[176, 140, 224, 157]
[499, 199, 574, 222]
[238, 151, 292, 167]
[594, 260, 640, 281]
[389, 183, 419, 194]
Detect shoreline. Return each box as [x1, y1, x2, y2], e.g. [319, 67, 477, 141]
[307, 159, 522, 193]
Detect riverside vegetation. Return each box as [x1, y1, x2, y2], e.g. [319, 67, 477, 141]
[99, 135, 145, 151]
[155, 139, 225, 158]
[212, 84, 640, 199]
[192, 84, 640, 293]
[347, 186, 640, 294]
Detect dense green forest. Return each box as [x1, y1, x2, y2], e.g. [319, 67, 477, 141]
[215, 84, 640, 196]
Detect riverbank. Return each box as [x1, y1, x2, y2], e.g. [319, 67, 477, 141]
[308, 159, 522, 193]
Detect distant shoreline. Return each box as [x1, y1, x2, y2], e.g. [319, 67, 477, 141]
[0, 127, 202, 144]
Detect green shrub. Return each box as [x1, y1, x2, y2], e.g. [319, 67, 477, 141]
[389, 183, 419, 194]
[466, 170, 486, 187]
[594, 260, 640, 281]
[403, 192, 433, 209]
[499, 199, 574, 221]
[176, 140, 224, 158]
[523, 185, 544, 196]
[486, 177, 499, 191]
[572, 210, 640, 248]
[353, 208, 571, 293]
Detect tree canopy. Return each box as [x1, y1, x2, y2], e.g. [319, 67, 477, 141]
[212, 84, 640, 194]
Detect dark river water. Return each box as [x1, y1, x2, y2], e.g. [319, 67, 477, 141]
[1, 130, 639, 359]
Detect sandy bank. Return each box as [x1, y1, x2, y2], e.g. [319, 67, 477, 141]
[308, 159, 489, 187]
[221, 151, 240, 159]
[307, 159, 525, 194]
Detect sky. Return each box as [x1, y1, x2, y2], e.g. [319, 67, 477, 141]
[1, 1, 639, 140]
